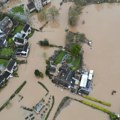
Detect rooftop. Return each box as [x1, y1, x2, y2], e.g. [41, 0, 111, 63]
[6, 59, 16, 72]
[23, 24, 30, 33]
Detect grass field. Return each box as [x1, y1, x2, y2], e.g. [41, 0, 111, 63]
[54, 51, 66, 64]
[0, 48, 14, 57]
[12, 5, 24, 14]
[71, 57, 80, 70]
[12, 24, 24, 35]
[0, 59, 8, 66]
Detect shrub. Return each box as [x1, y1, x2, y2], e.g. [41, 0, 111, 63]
[34, 69, 44, 78]
[34, 69, 41, 77]
[82, 95, 111, 107]
[39, 39, 49, 46]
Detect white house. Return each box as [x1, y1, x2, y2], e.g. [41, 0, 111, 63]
[16, 42, 30, 57]
[21, 24, 31, 37]
[5, 59, 17, 74]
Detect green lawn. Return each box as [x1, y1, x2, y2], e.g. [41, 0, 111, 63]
[0, 59, 8, 66]
[12, 5, 24, 14]
[12, 24, 24, 35]
[71, 56, 80, 70]
[0, 48, 14, 57]
[54, 51, 66, 64]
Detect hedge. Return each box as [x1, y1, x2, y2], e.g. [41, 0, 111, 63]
[82, 95, 111, 107]
[0, 81, 26, 111]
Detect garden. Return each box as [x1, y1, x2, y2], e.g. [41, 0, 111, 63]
[11, 5, 24, 15]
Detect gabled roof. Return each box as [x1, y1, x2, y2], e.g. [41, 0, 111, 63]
[23, 24, 30, 33]
[23, 42, 29, 52]
[0, 74, 4, 82]
[27, 2, 35, 11]
[6, 59, 16, 72]
[14, 37, 24, 44]
[2, 71, 11, 79]
[0, 16, 13, 34]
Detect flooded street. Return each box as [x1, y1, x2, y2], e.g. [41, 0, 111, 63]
[0, 1, 120, 120]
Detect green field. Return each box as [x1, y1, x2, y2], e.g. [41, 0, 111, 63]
[0, 48, 14, 57]
[12, 5, 24, 14]
[71, 57, 80, 70]
[12, 24, 24, 35]
[54, 51, 66, 64]
[0, 59, 8, 66]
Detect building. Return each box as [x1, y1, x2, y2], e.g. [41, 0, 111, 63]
[27, 0, 51, 12]
[14, 37, 28, 46]
[0, 71, 11, 87]
[21, 24, 31, 37]
[5, 59, 17, 74]
[16, 42, 30, 57]
[27, 2, 36, 13]
[78, 71, 92, 95]
[0, 16, 13, 35]
[33, 101, 45, 114]
[53, 64, 75, 88]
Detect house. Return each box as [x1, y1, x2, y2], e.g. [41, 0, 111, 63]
[27, 2, 36, 13]
[5, 59, 17, 74]
[78, 72, 92, 95]
[27, 0, 51, 12]
[14, 37, 28, 46]
[33, 101, 45, 114]
[16, 42, 30, 57]
[41, 0, 51, 6]
[53, 64, 75, 88]
[21, 24, 31, 36]
[0, 71, 11, 87]
[0, 16, 13, 35]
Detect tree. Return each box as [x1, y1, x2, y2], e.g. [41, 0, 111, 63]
[70, 44, 81, 57]
[38, 9, 47, 22]
[39, 39, 49, 46]
[34, 69, 41, 77]
[68, 6, 79, 26]
[47, 6, 59, 21]
[34, 69, 44, 78]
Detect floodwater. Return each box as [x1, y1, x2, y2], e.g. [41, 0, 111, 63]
[0, 1, 120, 120]
[77, 3, 120, 113]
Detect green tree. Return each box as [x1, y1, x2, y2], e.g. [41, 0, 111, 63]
[34, 69, 44, 78]
[47, 6, 59, 21]
[70, 44, 81, 57]
[34, 69, 40, 77]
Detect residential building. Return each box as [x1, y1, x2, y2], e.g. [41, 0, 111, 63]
[21, 24, 31, 37]
[53, 64, 75, 88]
[16, 42, 30, 57]
[5, 59, 17, 74]
[78, 71, 92, 95]
[27, 0, 51, 12]
[14, 37, 28, 46]
[0, 71, 11, 87]
[0, 16, 13, 35]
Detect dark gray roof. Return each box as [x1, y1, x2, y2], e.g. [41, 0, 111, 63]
[6, 59, 16, 71]
[27, 2, 35, 11]
[2, 71, 11, 79]
[23, 42, 29, 52]
[23, 24, 30, 33]
[14, 37, 24, 44]
[0, 16, 13, 34]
